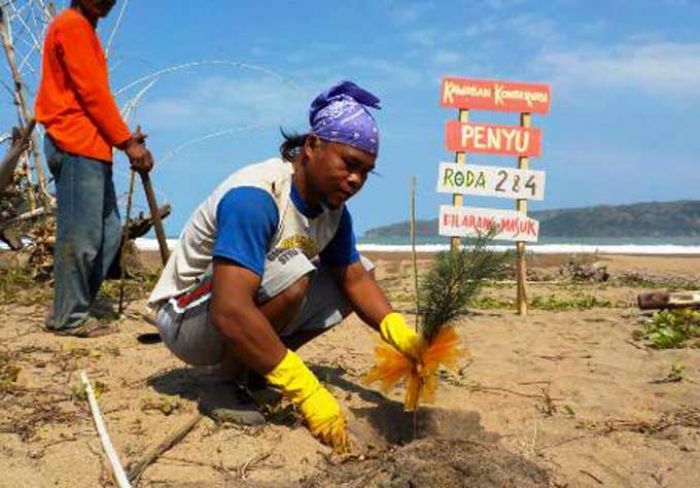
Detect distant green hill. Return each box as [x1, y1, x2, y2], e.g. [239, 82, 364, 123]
[364, 200, 700, 238]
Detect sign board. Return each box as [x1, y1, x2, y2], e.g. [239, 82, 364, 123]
[445, 121, 542, 157]
[436, 162, 546, 200]
[441, 77, 551, 114]
[439, 205, 540, 243]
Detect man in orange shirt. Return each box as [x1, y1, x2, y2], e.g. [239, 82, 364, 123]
[36, 0, 154, 337]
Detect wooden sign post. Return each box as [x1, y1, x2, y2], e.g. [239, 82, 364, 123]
[439, 77, 551, 316]
[517, 113, 531, 315]
[451, 109, 469, 252]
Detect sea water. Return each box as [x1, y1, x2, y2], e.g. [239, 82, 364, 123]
[4, 236, 698, 254]
[129, 236, 700, 255]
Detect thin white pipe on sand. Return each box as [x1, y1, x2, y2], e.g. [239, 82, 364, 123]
[80, 371, 132, 488]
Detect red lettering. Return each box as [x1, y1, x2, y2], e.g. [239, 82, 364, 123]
[500, 217, 516, 232]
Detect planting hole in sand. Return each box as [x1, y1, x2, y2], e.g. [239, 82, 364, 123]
[304, 365, 551, 487]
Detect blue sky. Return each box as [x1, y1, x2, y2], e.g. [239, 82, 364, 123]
[3, 0, 699, 236]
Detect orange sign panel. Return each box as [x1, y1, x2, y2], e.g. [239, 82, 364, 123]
[441, 77, 551, 114]
[445, 121, 542, 157]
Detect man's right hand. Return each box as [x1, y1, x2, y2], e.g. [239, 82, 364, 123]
[298, 384, 348, 449]
[265, 350, 349, 452]
[121, 126, 154, 173]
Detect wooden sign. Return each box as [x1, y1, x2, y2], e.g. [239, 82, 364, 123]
[445, 121, 542, 157]
[441, 77, 551, 114]
[436, 162, 546, 200]
[438, 205, 540, 243]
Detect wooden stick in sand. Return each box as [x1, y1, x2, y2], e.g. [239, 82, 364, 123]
[80, 371, 132, 488]
[127, 413, 202, 484]
[118, 170, 137, 315]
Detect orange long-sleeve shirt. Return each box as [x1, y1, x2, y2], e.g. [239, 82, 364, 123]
[35, 8, 131, 163]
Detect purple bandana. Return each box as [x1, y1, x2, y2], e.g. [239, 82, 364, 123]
[309, 81, 381, 156]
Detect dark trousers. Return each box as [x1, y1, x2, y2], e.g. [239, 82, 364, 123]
[45, 137, 121, 330]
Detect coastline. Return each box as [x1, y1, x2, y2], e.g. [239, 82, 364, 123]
[131, 238, 700, 256]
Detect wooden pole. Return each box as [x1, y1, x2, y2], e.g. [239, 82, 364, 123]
[450, 109, 469, 252]
[140, 172, 170, 266]
[118, 170, 137, 315]
[516, 112, 531, 316]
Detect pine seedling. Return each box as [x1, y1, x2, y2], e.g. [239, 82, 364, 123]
[366, 224, 507, 412]
[418, 228, 505, 343]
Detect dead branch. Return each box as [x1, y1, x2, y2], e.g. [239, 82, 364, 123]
[579, 469, 604, 485]
[0, 7, 48, 204]
[0, 118, 36, 193]
[126, 413, 201, 485]
[236, 451, 272, 480]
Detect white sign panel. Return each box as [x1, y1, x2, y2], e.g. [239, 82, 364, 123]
[436, 163, 546, 200]
[439, 205, 540, 243]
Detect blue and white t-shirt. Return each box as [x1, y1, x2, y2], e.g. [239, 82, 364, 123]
[148, 158, 359, 306]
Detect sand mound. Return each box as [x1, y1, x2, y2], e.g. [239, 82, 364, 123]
[302, 403, 549, 488]
[304, 437, 549, 487]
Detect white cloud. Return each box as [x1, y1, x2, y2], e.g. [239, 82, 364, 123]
[506, 14, 560, 42]
[432, 50, 463, 66]
[461, 13, 559, 43]
[387, 1, 435, 24]
[537, 41, 700, 100]
[405, 28, 441, 48]
[138, 75, 308, 131]
[482, 0, 529, 10]
[344, 58, 425, 88]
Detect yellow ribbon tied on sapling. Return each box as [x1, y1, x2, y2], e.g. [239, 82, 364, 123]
[365, 312, 465, 411]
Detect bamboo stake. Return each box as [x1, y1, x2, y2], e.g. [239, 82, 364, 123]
[80, 371, 132, 488]
[450, 109, 469, 252]
[410, 176, 419, 331]
[516, 112, 532, 316]
[0, 5, 49, 206]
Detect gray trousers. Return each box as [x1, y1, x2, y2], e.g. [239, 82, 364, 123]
[155, 248, 373, 366]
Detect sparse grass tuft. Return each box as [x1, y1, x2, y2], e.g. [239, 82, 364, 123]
[0, 267, 51, 305]
[530, 293, 618, 311]
[0, 351, 21, 392]
[98, 270, 161, 302]
[141, 393, 181, 416]
[71, 379, 108, 401]
[467, 296, 514, 310]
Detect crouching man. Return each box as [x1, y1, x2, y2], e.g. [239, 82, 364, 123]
[147, 81, 421, 451]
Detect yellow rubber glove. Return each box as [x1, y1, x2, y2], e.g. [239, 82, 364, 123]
[380, 312, 425, 359]
[265, 350, 348, 451]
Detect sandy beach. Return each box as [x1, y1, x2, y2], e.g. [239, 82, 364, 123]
[1, 251, 699, 487]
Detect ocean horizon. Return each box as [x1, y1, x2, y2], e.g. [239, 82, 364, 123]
[129, 235, 700, 255]
[4, 236, 699, 255]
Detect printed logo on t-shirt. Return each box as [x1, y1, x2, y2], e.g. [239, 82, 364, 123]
[278, 235, 318, 258]
[267, 248, 301, 265]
